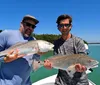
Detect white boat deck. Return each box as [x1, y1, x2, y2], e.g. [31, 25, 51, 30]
[32, 70, 96, 85]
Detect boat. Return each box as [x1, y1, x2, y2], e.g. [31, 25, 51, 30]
[32, 70, 96, 85]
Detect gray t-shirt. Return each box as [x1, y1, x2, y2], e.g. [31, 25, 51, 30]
[54, 35, 89, 85]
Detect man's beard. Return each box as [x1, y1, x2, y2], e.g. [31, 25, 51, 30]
[24, 29, 32, 37]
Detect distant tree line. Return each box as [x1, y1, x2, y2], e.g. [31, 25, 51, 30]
[32, 33, 88, 44]
[32, 34, 61, 43]
[0, 30, 88, 44]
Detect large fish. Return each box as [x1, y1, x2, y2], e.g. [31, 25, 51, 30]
[33, 54, 99, 77]
[0, 40, 54, 57]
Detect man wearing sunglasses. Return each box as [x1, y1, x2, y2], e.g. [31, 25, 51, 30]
[44, 14, 89, 85]
[20, 15, 37, 39]
[54, 14, 89, 85]
[0, 15, 42, 85]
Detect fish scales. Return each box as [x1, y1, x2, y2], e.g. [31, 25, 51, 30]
[0, 40, 54, 57]
[46, 54, 99, 70]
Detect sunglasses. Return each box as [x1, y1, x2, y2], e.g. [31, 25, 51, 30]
[24, 22, 36, 29]
[58, 24, 71, 28]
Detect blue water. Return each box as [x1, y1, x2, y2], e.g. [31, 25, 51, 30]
[31, 44, 100, 85]
[88, 44, 100, 85]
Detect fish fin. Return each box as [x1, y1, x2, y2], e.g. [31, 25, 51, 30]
[32, 59, 44, 71]
[47, 54, 65, 60]
[66, 65, 76, 78]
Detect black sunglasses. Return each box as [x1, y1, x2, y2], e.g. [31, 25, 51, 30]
[24, 22, 36, 29]
[58, 24, 71, 28]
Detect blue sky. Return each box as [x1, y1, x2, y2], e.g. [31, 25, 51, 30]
[0, 0, 100, 42]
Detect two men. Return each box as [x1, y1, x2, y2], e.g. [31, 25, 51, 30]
[0, 14, 89, 85]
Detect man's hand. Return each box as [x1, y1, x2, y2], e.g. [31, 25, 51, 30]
[4, 49, 25, 63]
[44, 60, 52, 69]
[75, 64, 87, 72]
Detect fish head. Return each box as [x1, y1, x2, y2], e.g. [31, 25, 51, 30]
[85, 59, 99, 69]
[37, 40, 54, 52]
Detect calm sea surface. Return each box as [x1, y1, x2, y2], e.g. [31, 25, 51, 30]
[30, 44, 100, 85]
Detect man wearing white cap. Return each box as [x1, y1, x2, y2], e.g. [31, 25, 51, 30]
[0, 15, 40, 85]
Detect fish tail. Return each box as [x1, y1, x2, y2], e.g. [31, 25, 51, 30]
[32, 59, 44, 71]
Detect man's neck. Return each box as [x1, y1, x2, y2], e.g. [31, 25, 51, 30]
[61, 33, 71, 40]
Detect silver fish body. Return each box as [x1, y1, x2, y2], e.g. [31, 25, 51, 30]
[47, 54, 99, 70]
[33, 54, 99, 77]
[0, 40, 54, 57]
[33, 54, 99, 78]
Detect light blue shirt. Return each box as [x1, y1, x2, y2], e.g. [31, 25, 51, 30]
[0, 30, 40, 85]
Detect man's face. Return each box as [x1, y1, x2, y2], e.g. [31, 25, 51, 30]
[21, 19, 36, 37]
[58, 19, 72, 35]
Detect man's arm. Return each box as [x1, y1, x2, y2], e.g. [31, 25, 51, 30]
[0, 30, 24, 63]
[0, 30, 8, 62]
[0, 30, 7, 51]
[76, 39, 87, 54]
